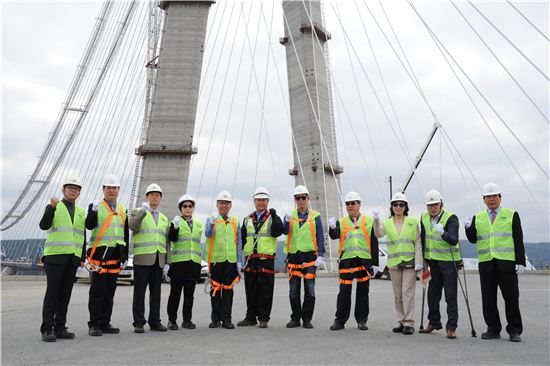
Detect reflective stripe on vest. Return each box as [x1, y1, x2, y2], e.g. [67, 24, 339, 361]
[207, 216, 238, 265]
[243, 214, 277, 258]
[384, 216, 418, 267]
[285, 209, 319, 255]
[421, 211, 461, 261]
[44, 201, 86, 258]
[89, 201, 126, 249]
[172, 218, 203, 264]
[132, 210, 169, 256]
[338, 214, 373, 260]
[474, 208, 516, 263]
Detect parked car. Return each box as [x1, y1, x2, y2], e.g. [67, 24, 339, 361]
[76, 256, 134, 285]
[374, 245, 390, 280]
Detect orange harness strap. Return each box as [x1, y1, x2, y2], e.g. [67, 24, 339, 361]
[208, 217, 238, 273]
[339, 216, 372, 258]
[245, 253, 276, 260]
[87, 200, 126, 271]
[338, 266, 371, 285]
[287, 260, 317, 281]
[210, 275, 240, 297]
[287, 212, 318, 256]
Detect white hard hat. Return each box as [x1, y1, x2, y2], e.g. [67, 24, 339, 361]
[425, 189, 442, 204]
[482, 182, 501, 196]
[294, 185, 309, 196]
[178, 194, 195, 205]
[63, 175, 82, 188]
[145, 183, 162, 195]
[345, 191, 361, 202]
[217, 190, 232, 202]
[253, 186, 270, 199]
[102, 174, 120, 187]
[391, 192, 408, 203]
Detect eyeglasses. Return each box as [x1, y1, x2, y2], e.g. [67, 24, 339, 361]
[218, 201, 231, 205]
[392, 202, 406, 208]
[64, 186, 81, 192]
[182, 204, 193, 209]
[294, 195, 308, 201]
[345, 201, 358, 206]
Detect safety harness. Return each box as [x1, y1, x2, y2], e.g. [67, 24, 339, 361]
[207, 216, 240, 297]
[337, 217, 372, 285]
[242, 211, 278, 275]
[286, 212, 318, 281]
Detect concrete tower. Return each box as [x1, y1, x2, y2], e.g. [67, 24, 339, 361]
[281, 0, 342, 270]
[136, 0, 215, 219]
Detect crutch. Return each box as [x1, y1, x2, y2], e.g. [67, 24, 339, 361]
[419, 267, 431, 330]
[450, 247, 477, 337]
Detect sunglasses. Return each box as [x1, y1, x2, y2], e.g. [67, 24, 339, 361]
[392, 202, 406, 208]
[294, 195, 308, 201]
[345, 201, 359, 206]
[182, 204, 193, 209]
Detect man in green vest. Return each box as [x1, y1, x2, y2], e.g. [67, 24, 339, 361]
[328, 191, 379, 331]
[129, 183, 170, 333]
[237, 187, 284, 329]
[86, 174, 129, 336]
[418, 189, 460, 339]
[465, 182, 525, 342]
[205, 190, 242, 329]
[39, 176, 86, 342]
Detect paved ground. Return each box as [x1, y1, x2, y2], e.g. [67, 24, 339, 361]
[1, 274, 549, 365]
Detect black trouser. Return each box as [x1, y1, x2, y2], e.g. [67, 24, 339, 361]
[334, 257, 370, 325]
[40, 261, 77, 334]
[210, 261, 239, 323]
[88, 272, 118, 328]
[480, 267, 522, 335]
[426, 260, 459, 330]
[167, 279, 196, 322]
[243, 258, 275, 322]
[132, 262, 163, 327]
[288, 251, 316, 322]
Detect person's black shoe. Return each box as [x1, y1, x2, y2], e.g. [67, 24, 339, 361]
[182, 321, 196, 329]
[286, 319, 301, 328]
[101, 324, 120, 334]
[392, 324, 404, 333]
[302, 321, 314, 329]
[209, 321, 221, 328]
[402, 326, 415, 335]
[150, 323, 168, 332]
[509, 333, 521, 342]
[41, 331, 57, 342]
[55, 328, 75, 339]
[481, 331, 501, 340]
[134, 325, 145, 333]
[259, 321, 268, 328]
[237, 318, 258, 327]
[222, 321, 235, 329]
[167, 321, 179, 330]
[88, 326, 103, 336]
[330, 322, 345, 331]
[358, 322, 368, 331]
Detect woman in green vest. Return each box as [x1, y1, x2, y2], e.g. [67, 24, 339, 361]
[374, 192, 423, 335]
[167, 194, 203, 330]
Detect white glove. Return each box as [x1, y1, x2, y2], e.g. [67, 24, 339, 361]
[211, 211, 219, 221]
[92, 199, 101, 212]
[515, 264, 525, 274]
[284, 212, 291, 223]
[372, 209, 379, 220]
[434, 223, 444, 235]
[141, 201, 150, 211]
[173, 215, 181, 228]
[120, 260, 128, 269]
[163, 264, 170, 276]
[464, 216, 472, 229]
[371, 265, 379, 276]
[328, 217, 337, 229]
[315, 256, 325, 268]
[237, 262, 243, 272]
[414, 264, 423, 272]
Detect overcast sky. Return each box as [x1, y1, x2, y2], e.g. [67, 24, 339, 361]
[2, 1, 549, 243]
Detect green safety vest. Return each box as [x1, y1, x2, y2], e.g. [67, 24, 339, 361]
[89, 200, 127, 249]
[285, 209, 319, 255]
[132, 210, 169, 256]
[475, 208, 516, 263]
[338, 214, 373, 260]
[171, 218, 203, 264]
[44, 201, 86, 258]
[421, 210, 461, 261]
[243, 213, 277, 258]
[384, 216, 419, 267]
[206, 215, 239, 264]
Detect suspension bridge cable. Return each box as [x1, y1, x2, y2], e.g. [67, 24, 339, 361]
[506, 0, 550, 42]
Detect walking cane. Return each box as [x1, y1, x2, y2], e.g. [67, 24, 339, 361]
[419, 267, 430, 330]
[450, 247, 477, 337]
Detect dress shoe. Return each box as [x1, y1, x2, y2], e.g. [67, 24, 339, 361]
[330, 322, 345, 331]
[150, 323, 168, 332]
[302, 321, 314, 329]
[481, 331, 501, 340]
[392, 324, 404, 333]
[88, 327, 103, 336]
[259, 321, 268, 328]
[419, 324, 442, 334]
[237, 318, 258, 327]
[101, 324, 120, 334]
[209, 321, 221, 328]
[134, 325, 145, 333]
[182, 321, 196, 329]
[222, 321, 235, 329]
[41, 331, 57, 342]
[357, 322, 368, 331]
[55, 328, 75, 339]
[402, 326, 415, 335]
[509, 333, 521, 342]
[446, 329, 456, 339]
[167, 321, 179, 330]
[286, 319, 301, 328]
